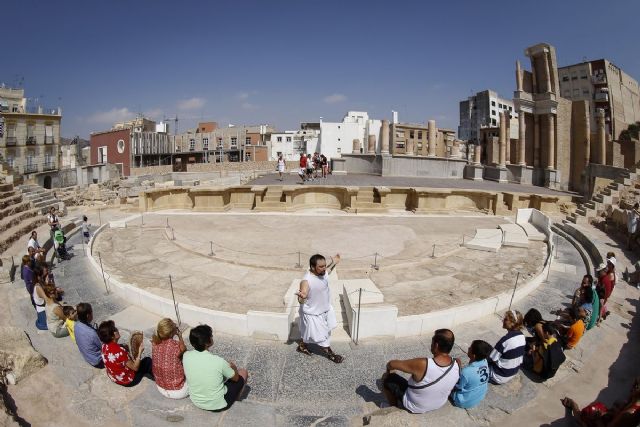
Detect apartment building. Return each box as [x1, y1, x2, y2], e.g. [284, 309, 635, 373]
[558, 59, 640, 139]
[318, 111, 382, 159]
[0, 86, 62, 180]
[458, 90, 518, 142]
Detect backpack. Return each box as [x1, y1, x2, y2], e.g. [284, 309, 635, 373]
[541, 340, 566, 379]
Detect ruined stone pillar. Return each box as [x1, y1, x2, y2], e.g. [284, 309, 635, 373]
[547, 114, 555, 169]
[367, 135, 376, 154]
[352, 139, 360, 154]
[584, 138, 591, 167]
[534, 115, 540, 167]
[597, 109, 606, 164]
[518, 111, 526, 165]
[474, 144, 482, 165]
[380, 120, 390, 155]
[505, 113, 511, 164]
[516, 60, 523, 91]
[499, 112, 506, 167]
[542, 52, 552, 93]
[427, 120, 436, 157]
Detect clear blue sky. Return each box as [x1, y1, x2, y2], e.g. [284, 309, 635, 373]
[3, 0, 639, 138]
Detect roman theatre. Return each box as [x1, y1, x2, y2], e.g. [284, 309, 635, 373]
[89, 182, 574, 341]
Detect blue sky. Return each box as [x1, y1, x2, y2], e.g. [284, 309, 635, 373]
[3, 0, 639, 138]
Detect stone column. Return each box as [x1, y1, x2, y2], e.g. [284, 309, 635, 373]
[547, 114, 555, 169]
[474, 144, 482, 165]
[597, 109, 606, 164]
[534, 115, 540, 167]
[352, 139, 360, 154]
[380, 120, 390, 155]
[542, 52, 552, 93]
[584, 138, 591, 167]
[498, 112, 506, 167]
[427, 120, 437, 157]
[367, 135, 376, 154]
[516, 60, 523, 91]
[505, 114, 511, 164]
[518, 111, 526, 165]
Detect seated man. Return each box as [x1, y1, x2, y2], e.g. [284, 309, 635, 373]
[183, 324, 249, 412]
[27, 231, 45, 261]
[382, 329, 460, 414]
[74, 303, 104, 368]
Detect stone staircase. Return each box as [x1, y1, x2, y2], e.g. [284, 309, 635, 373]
[17, 184, 62, 215]
[566, 168, 640, 225]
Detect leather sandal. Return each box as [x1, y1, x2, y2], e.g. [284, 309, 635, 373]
[324, 348, 343, 364]
[296, 342, 312, 356]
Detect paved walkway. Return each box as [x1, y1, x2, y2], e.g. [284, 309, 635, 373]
[249, 173, 576, 196]
[3, 209, 638, 426]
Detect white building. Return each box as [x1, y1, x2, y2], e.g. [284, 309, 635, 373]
[269, 122, 321, 160]
[318, 111, 382, 159]
[459, 90, 518, 142]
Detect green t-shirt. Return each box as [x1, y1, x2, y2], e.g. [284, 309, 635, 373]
[183, 350, 235, 411]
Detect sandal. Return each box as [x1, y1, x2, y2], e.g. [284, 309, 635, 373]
[296, 342, 312, 356]
[129, 331, 144, 360]
[324, 348, 344, 364]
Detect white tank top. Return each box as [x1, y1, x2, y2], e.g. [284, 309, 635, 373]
[403, 358, 460, 414]
[300, 271, 330, 315]
[32, 286, 46, 313]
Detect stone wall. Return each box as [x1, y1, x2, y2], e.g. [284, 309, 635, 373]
[130, 161, 289, 177]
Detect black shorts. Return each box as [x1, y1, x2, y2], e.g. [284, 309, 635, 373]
[211, 377, 246, 412]
[383, 373, 407, 408]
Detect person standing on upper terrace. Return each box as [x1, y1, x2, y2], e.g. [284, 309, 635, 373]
[295, 253, 343, 363]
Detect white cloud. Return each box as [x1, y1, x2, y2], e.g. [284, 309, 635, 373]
[236, 92, 250, 101]
[144, 108, 164, 120]
[241, 102, 258, 110]
[177, 97, 206, 111]
[323, 93, 347, 104]
[87, 107, 134, 124]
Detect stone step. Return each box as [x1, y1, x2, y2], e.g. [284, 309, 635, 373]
[594, 194, 612, 204]
[614, 177, 632, 186]
[0, 215, 47, 255]
[575, 207, 595, 217]
[32, 197, 58, 209]
[0, 200, 31, 221]
[0, 209, 39, 235]
[0, 194, 23, 211]
[567, 213, 589, 225]
[608, 182, 625, 191]
[601, 188, 619, 197]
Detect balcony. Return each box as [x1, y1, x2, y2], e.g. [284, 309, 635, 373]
[26, 136, 36, 146]
[44, 136, 54, 145]
[592, 75, 607, 85]
[24, 164, 38, 174]
[6, 136, 17, 146]
[594, 92, 609, 102]
[43, 162, 56, 171]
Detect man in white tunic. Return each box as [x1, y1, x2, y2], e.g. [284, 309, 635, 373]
[296, 253, 343, 363]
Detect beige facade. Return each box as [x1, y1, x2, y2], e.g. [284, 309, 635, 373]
[0, 87, 62, 177]
[558, 59, 640, 140]
[390, 121, 458, 158]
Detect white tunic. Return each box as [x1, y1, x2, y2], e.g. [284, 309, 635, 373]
[299, 271, 336, 346]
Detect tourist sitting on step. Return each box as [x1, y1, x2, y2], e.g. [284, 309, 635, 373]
[39, 264, 64, 301]
[562, 376, 640, 426]
[523, 322, 565, 380]
[555, 307, 586, 350]
[152, 318, 188, 399]
[98, 320, 154, 387]
[27, 230, 45, 262]
[32, 280, 48, 331]
[596, 259, 615, 325]
[381, 329, 460, 414]
[63, 306, 76, 343]
[571, 274, 594, 308]
[21, 255, 35, 309]
[41, 284, 70, 338]
[523, 308, 553, 352]
[451, 340, 492, 409]
[183, 324, 248, 412]
[74, 303, 104, 368]
[487, 310, 526, 384]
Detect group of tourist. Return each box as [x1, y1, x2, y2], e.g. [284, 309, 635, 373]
[297, 152, 329, 182]
[16, 224, 633, 422]
[21, 214, 250, 412]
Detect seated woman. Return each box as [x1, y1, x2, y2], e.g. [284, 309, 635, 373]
[41, 284, 70, 338]
[32, 280, 48, 331]
[487, 310, 526, 384]
[523, 308, 549, 351]
[571, 274, 593, 307]
[98, 320, 153, 387]
[451, 340, 492, 409]
[40, 264, 63, 300]
[152, 318, 188, 399]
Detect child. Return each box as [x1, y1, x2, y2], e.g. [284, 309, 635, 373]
[63, 306, 77, 343]
[451, 340, 492, 408]
[82, 215, 91, 243]
[525, 323, 566, 380]
[557, 307, 586, 350]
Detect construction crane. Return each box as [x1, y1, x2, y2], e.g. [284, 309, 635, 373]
[163, 115, 179, 136]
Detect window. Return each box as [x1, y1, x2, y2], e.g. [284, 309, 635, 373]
[98, 146, 108, 163]
[286, 137, 292, 142]
[417, 131, 422, 139]
[498, 103, 503, 109]
[203, 138, 209, 151]
[582, 89, 590, 96]
[508, 106, 512, 111]
[491, 110, 496, 116]
[217, 138, 223, 148]
[231, 137, 237, 147]
[277, 137, 282, 142]
[491, 119, 496, 126]
[491, 101, 495, 106]
[245, 137, 251, 145]
[337, 147, 341, 153]
[117, 139, 125, 153]
[562, 76, 569, 82]
[409, 130, 414, 139]
[189, 138, 195, 151]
